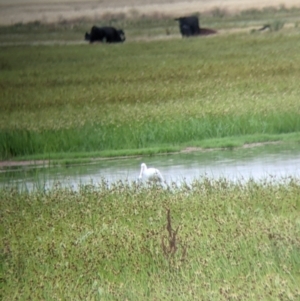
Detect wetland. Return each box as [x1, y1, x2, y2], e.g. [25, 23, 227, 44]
[1, 2, 300, 300]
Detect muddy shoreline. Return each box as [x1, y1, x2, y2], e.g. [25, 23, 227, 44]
[0, 142, 282, 169]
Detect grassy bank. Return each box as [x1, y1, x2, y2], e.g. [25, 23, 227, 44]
[1, 178, 300, 300]
[1, 13, 300, 160]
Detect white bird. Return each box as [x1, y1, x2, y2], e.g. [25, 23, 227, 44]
[138, 163, 164, 182]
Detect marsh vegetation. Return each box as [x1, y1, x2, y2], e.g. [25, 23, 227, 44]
[1, 178, 300, 300]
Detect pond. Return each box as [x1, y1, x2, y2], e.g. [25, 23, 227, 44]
[1, 143, 300, 192]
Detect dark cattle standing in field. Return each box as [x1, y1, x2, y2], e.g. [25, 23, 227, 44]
[85, 26, 125, 43]
[175, 16, 200, 36]
[175, 15, 217, 37]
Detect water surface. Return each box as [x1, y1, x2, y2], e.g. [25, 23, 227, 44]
[1, 144, 300, 191]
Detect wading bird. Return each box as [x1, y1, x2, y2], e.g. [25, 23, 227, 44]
[138, 163, 164, 182]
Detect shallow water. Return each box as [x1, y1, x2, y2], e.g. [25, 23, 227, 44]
[1, 144, 300, 191]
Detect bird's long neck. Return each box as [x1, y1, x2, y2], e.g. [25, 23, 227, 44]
[139, 166, 145, 178]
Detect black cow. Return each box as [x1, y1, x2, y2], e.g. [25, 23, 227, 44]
[175, 16, 217, 37]
[175, 16, 200, 37]
[180, 24, 193, 37]
[85, 26, 125, 43]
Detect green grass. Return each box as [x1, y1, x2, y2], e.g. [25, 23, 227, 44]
[0, 9, 300, 161]
[1, 178, 300, 300]
[1, 8, 300, 300]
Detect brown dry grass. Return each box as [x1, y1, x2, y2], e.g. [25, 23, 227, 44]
[1, 0, 300, 25]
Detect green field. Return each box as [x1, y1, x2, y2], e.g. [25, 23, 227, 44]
[1, 8, 300, 300]
[0, 7, 300, 161]
[1, 179, 300, 300]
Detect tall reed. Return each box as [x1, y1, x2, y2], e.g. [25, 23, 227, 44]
[1, 111, 299, 158]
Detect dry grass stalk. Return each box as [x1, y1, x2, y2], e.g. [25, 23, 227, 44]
[161, 209, 187, 263]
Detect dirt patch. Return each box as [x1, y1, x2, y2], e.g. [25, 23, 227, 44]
[0, 160, 49, 169]
[1, 0, 299, 25]
[180, 141, 281, 154]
